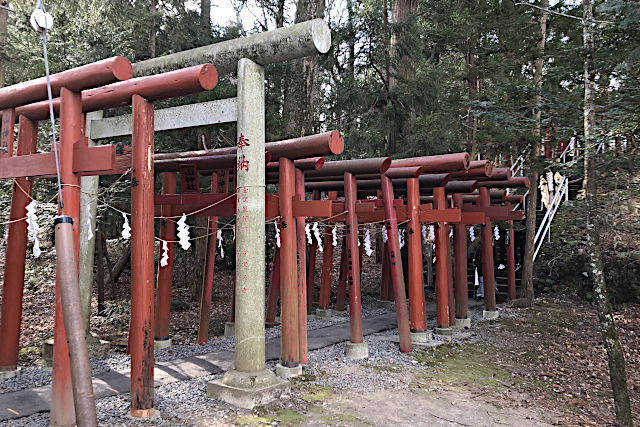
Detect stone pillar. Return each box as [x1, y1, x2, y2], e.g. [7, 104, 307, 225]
[78, 110, 102, 332]
[207, 58, 288, 409]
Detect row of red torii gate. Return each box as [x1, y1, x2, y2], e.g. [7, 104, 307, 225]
[0, 20, 527, 423]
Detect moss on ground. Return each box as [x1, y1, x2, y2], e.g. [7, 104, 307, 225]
[235, 409, 305, 426]
[299, 384, 333, 402]
[320, 412, 367, 425]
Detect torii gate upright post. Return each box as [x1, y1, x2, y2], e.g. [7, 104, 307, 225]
[316, 191, 338, 317]
[0, 113, 36, 379]
[207, 58, 289, 406]
[452, 193, 471, 328]
[478, 186, 498, 319]
[506, 202, 516, 300]
[433, 187, 452, 335]
[155, 172, 176, 348]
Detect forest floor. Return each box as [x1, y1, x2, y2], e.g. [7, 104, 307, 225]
[0, 243, 639, 426]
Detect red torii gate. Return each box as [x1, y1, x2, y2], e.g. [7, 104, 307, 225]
[0, 60, 218, 422]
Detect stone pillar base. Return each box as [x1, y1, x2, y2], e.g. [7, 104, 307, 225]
[483, 310, 499, 320]
[207, 369, 290, 410]
[345, 342, 369, 359]
[0, 367, 19, 380]
[410, 331, 434, 344]
[265, 321, 279, 328]
[455, 318, 471, 329]
[154, 338, 172, 350]
[315, 308, 333, 318]
[434, 326, 453, 336]
[224, 322, 235, 337]
[276, 363, 303, 379]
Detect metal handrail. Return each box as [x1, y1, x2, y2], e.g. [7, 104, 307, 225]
[559, 137, 575, 163]
[533, 175, 568, 261]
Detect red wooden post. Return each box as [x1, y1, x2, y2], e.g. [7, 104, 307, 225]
[51, 88, 83, 426]
[478, 187, 497, 316]
[452, 194, 470, 327]
[0, 109, 15, 157]
[155, 172, 176, 346]
[198, 172, 221, 344]
[278, 157, 300, 368]
[380, 175, 412, 353]
[506, 202, 516, 301]
[380, 241, 392, 301]
[406, 177, 426, 333]
[306, 190, 321, 314]
[265, 247, 281, 324]
[344, 172, 368, 357]
[445, 224, 456, 327]
[318, 191, 337, 312]
[0, 114, 36, 377]
[294, 168, 308, 364]
[335, 235, 348, 312]
[129, 94, 156, 417]
[432, 187, 451, 332]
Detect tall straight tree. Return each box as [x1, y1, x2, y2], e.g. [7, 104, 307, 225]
[385, 0, 417, 155]
[518, 0, 548, 308]
[0, 1, 8, 88]
[282, 0, 325, 138]
[582, 1, 633, 424]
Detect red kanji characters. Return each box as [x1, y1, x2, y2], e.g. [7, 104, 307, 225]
[238, 133, 250, 150]
[237, 155, 250, 172]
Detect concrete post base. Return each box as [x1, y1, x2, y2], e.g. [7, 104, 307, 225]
[315, 308, 333, 318]
[207, 369, 290, 409]
[455, 317, 471, 329]
[224, 322, 235, 337]
[483, 310, 499, 320]
[345, 342, 369, 359]
[0, 367, 19, 379]
[375, 300, 395, 310]
[276, 363, 303, 379]
[410, 331, 434, 344]
[433, 326, 453, 336]
[127, 408, 161, 420]
[265, 321, 279, 328]
[154, 338, 172, 350]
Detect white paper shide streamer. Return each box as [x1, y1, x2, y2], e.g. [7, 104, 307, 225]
[382, 225, 388, 243]
[429, 225, 435, 242]
[305, 223, 312, 244]
[312, 222, 323, 252]
[364, 229, 373, 256]
[421, 225, 428, 244]
[217, 229, 224, 258]
[494, 225, 500, 241]
[469, 226, 476, 242]
[121, 212, 131, 240]
[177, 213, 191, 250]
[160, 240, 169, 267]
[85, 204, 93, 241]
[399, 229, 405, 249]
[332, 225, 338, 247]
[274, 221, 281, 248]
[25, 201, 41, 257]
[498, 264, 505, 270]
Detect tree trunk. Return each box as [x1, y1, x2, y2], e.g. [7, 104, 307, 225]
[201, 0, 211, 32]
[466, 42, 478, 157]
[518, 0, 547, 308]
[281, 0, 325, 138]
[96, 226, 106, 314]
[0, 1, 8, 88]
[385, 0, 417, 155]
[149, 0, 157, 58]
[583, 2, 633, 424]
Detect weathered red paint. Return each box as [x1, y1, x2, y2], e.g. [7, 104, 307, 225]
[344, 173, 364, 344]
[478, 187, 497, 312]
[318, 192, 337, 309]
[407, 177, 426, 332]
[433, 187, 450, 328]
[295, 168, 308, 364]
[0, 115, 36, 373]
[279, 158, 300, 365]
[155, 173, 176, 342]
[452, 194, 469, 320]
[129, 94, 156, 417]
[306, 190, 321, 314]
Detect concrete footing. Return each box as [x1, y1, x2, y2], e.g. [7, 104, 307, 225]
[207, 369, 290, 409]
[224, 322, 235, 337]
[410, 331, 433, 344]
[0, 367, 19, 380]
[433, 326, 453, 336]
[345, 342, 369, 359]
[127, 408, 161, 420]
[275, 363, 303, 379]
[483, 310, 499, 320]
[455, 317, 471, 329]
[154, 338, 172, 350]
[315, 308, 333, 318]
[375, 300, 395, 310]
